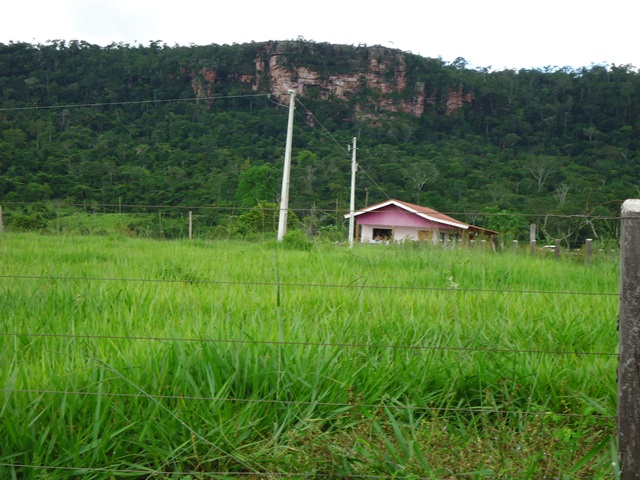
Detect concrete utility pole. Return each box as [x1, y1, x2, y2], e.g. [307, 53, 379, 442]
[348, 137, 357, 248]
[277, 90, 296, 242]
[618, 199, 640, 479]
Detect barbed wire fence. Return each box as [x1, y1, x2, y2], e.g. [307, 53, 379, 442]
[0, 200, 623, 257]
[0, 83, 632, 477]
[0, 213, 625, 478]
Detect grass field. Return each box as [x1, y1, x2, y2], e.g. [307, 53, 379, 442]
[0, 232, 620, 478]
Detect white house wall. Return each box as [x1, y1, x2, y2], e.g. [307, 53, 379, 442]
[360, 224, 460, 244]
[393, 226, 420, 242]
[361, 225, 375, 243]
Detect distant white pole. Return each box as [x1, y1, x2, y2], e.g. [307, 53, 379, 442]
[348, 137, 357, 248]
[277, 90, 296, 242]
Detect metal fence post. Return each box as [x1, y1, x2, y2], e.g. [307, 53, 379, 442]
[618, 199, 640, 479]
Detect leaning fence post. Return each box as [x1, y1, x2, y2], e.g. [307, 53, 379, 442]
[618, 199, 640, 479]
[554, 239, 561, 260]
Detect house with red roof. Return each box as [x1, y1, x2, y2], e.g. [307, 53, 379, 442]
[347, 199, 497, 244]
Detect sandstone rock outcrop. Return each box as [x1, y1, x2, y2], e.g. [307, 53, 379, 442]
[190, 41, 472, 118]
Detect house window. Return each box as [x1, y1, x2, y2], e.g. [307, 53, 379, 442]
[372, 228, 392, 241]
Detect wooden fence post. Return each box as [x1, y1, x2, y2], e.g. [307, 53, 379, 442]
[513, 240, 518, 252]
[530, 223, 536, 252]
[618, 199, 640, 479]
[585, 238, 593, 265]
[189, 211, 193, 240]
[554, 239, 561, 260]
[0, 205, 3, 233]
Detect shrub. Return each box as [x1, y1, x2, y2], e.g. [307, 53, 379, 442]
[282, 229, 312, 250]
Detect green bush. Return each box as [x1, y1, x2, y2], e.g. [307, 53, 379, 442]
[8, 211, 50, 231]
[282, 229, 312, 250]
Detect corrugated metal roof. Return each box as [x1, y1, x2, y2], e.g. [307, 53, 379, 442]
[346, 199, 498, 235]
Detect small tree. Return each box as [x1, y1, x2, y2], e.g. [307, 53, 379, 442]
[235, 164, 277, 208]
[481, 206, 528, 240]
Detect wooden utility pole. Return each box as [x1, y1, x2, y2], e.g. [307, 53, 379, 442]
[277, 90, 296, 242]
[618, 199, 640, 479]
[348, 137, 357, 248]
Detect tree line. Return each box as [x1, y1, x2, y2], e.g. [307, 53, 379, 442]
[0, 39, 638, 244]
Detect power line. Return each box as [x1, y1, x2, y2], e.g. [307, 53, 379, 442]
[0, 93, 271, 112]
[0, 332, 618, 357]
[0, 201, 622, 220]
[0, 200, 346, 216]
[295, 97, 351, 158]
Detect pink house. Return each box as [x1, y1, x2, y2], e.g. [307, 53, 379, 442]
[347, 199, 497, 244]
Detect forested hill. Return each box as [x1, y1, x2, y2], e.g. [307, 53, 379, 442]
[0, 39, 638, 241]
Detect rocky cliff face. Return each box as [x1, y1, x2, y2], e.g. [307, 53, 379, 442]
[191, 41, 471, 118]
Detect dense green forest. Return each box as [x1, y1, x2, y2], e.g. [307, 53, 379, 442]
[0, 39, 638, 243]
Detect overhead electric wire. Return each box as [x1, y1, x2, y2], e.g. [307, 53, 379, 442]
[294, 97, 351, 157]
[0, 93, 272, 112]
[0, 200, 621, 220]
[0, 200, 345, 215]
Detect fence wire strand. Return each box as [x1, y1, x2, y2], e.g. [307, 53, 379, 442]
[0, 388, 616, 419]
[0, 331, 618, 357]
[0, 463, 453, 479]
[0, 222, 620, 475]
[0, 273, 620, 298]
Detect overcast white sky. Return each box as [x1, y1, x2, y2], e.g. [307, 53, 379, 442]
[1, 0, 637, 71]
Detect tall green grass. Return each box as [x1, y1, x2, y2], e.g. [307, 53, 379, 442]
[0, 233, 619, 478]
